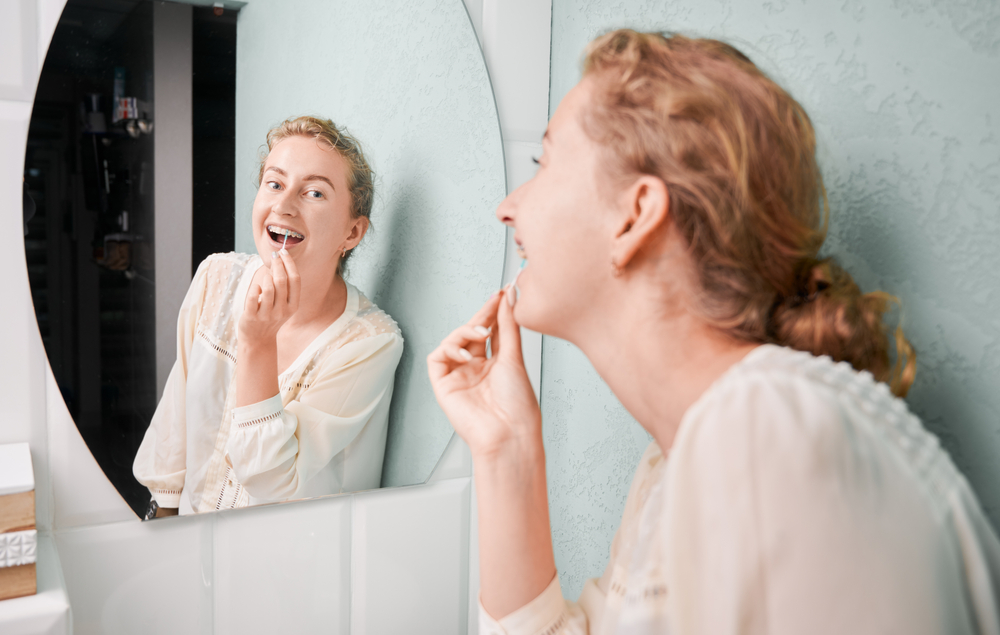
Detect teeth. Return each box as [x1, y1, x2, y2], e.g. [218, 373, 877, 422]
[267, 225, 304, 239]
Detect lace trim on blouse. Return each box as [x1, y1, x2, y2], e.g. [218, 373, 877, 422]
[236, 411, 282, 429]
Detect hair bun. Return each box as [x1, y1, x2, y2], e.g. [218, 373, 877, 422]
[790, 260, 832, 306]
[770, 258, 916, 397]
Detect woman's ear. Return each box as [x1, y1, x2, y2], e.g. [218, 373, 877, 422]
[610, 175, 669, 271]
[346, 216, 370, 249]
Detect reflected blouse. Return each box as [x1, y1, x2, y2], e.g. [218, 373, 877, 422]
[133, 252, 404, 515]
[483, 344, 1000, 635]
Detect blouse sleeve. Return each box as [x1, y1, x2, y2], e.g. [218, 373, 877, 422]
[478, 442, 665, 635]
[132, 258, 212, 508]
[479, 575, 593, 635]
[225, 330, 403, 501]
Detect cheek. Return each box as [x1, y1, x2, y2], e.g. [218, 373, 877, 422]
[250, 194, 267, 225]
[516, 224, 603, 334]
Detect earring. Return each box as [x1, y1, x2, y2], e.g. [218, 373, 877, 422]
[341, 246, 347, 258]
[611, 257, 623, 278]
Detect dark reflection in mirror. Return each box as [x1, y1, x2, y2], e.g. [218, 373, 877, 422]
[24, 0, 236, 515]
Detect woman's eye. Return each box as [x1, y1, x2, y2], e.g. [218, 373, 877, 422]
[267, 181, 281, 190]
[531, 156, 540, 165]
[307, 190, 323, 199]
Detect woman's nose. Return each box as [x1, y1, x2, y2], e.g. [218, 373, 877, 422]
[496, 185, 520, 227]
[273, 190, 298, 216]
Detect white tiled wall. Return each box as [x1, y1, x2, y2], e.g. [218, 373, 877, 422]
[214, 496, 352, 635]
[2, 0, 553, 633]
[55, 516, 214, 635]
[353, 480, 471, 635]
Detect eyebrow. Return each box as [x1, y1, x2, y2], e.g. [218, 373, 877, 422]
[264, 166, 336, 190]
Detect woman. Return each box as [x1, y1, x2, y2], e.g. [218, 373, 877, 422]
[429, 31, 1000, 634]
[134, 116, 403, 516]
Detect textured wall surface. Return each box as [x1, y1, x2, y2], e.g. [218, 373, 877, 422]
[547, 0, 1000, 599]
[235, 0, 506, 488]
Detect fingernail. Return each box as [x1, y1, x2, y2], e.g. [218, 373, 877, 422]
[271, 252, 278, 259]
[459, 348, 473, 361]
[280, 248, 288, 255]
[474, 325, 490, 337]
[507, 287, 516, 306]
[490, 290, 499, 300]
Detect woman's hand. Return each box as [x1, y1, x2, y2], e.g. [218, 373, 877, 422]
[428, 285, 542, 460]
[239, 250, 300, 344]
[236, 250, 299, 407]
[430, 286, 556, 619]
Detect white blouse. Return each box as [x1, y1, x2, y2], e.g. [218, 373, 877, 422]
[483, 344, 1000, 635]
[133, 252, 404, 515]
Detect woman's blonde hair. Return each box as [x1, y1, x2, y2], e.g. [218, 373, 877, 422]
[584, 30, 916, 396]
[257, 115, 374, 272]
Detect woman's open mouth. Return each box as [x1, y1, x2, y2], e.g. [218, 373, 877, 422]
[267, 225, 305, 247]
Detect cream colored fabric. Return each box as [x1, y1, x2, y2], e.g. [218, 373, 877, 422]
[133, 252, 403, 514]
[482, 344, 1000, 635]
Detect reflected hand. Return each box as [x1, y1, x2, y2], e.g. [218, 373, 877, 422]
[239, 250, 300, 344]
[427, 287, 541, 460]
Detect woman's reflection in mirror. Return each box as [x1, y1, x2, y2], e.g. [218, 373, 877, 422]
[429, 31, 1000, 633]
[134, 116, 403, 517]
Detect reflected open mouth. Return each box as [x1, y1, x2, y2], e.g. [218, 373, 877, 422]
[267, 225, 305, 246]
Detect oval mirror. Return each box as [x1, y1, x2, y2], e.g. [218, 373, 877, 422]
[24, 0, 505, 516]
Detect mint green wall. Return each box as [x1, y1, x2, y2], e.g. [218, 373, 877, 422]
[545, 0, 1000, 599]
[234, 0, 506, 488]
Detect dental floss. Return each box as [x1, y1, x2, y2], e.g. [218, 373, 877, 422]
[282, 233, 288, 249]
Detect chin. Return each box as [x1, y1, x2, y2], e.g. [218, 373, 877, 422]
[512, 296, 554, 337]
[515, 283, 586, 341]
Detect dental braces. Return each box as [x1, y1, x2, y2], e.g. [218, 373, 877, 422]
[267, 225, 304, 240]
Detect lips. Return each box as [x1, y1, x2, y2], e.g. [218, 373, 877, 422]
[266, 224, 305, 247]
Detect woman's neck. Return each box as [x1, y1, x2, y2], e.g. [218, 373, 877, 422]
[289, 265, 347, 330]
[573, 287, 759, 454]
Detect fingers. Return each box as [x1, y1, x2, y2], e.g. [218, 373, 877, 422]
[428, 323, 492, 375]
[428, 293, 502, 384]
[278, 250, 301, 310]
[441, 344, 475, 364]
[490, 320, 500, 358]
[496, 284, 524, 365]
[443, 294, 500, 355]
[257, 274, 275, 313]
[458, 323, 493, 358]
[467, 292, 503, 331]
[270, 252, 289, 306]
[428, 341, 462, 384]
[244, 283, 261, 317]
